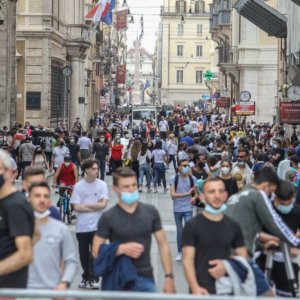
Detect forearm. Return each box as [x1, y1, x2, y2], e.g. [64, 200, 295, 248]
[158, 241, 173, 274]
[61, 257, 78, 284]
[171, 192, 190, 199]
[0, 250, 32, 276]
[183, 259, 200, 291]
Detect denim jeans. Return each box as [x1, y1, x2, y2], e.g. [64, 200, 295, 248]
[98, 159, 106, 180]
[168, 154, 177, 171]
[125, 276, 157, 292]
[139, 163, 151, 188]
[174, 211, 193, 253]
[153, 163, 166, 188]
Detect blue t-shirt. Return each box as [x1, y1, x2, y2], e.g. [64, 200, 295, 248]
[170, 175, 197, 213]
[180, 136, 194, 147]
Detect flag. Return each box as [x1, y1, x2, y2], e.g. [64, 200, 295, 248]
[85, 0, 110, 23]
[144, 79, 151, 90]
[101, 0, 115, 25]
[116, 9, 128, 30]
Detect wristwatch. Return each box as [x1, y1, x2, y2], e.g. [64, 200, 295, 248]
[165, 273, 174, 279]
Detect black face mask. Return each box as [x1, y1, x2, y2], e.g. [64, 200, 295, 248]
[0, 174, 5, 189]
[198, 162, 205, 168]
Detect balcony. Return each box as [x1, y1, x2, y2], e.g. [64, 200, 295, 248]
[160, 6, 209, 17]
[217, 46, 238, 65]
[209, 0, 232, 32]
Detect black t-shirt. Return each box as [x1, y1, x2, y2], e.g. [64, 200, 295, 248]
[182, 214, 245, 294]
[271, 148, 285, 167]
[96, 202, 162, 278]
[168, 120, 174, 132]
[93, 143, 109, 161]
[68, 143, 80, 162]
[0, 191, 34, 288]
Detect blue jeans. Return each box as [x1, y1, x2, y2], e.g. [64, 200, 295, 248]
[153, 163, 166, 188]
[98, 159, 106, 180]
[168, 154, 177, 170]
[174, 211, 193, 253]
[126, 276, 156, 292]
[139, 163, 151, 188]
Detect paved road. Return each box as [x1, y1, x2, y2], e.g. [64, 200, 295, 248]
[48, 168, 189, 293]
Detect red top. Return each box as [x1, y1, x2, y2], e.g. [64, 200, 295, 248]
[111, 144, 123, 161]
[60, 163, 76, 186]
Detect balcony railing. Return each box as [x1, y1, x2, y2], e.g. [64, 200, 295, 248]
[209, 0, 232, 31]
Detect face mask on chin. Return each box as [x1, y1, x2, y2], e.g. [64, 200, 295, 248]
[204, 203, 227, 215]
[34, 209, 50, 219]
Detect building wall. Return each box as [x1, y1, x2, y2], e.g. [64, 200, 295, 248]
[160, 0, 216, 106]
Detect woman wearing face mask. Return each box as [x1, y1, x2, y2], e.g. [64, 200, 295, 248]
[218, 159, 239, 197]
[31, 147, 49, 170]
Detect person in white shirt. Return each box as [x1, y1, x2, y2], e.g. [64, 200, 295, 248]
[51, 139, 70, 172]
[159, 117, 169, 140]
[189, 118, 199, 137]
[77, 132, 92, 162]
[70, 159, 109, 289]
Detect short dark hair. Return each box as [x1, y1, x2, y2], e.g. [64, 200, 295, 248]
[28, 182, 50, 195]
[202, 177, 225, 192]
[275, 180, 295, 201]
[178, 159, 189, 166]
[256, 152, 265, 161]
[23, 167, 45, 180]
[254, 167, 279, 185]
[113, 167, 137, 186]
[81, 159, 99, 172]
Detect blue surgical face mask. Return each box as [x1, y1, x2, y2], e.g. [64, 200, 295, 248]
[181, 166, 190, 174]
[204, 203, 227, 215]
[277, 203, 294, 214]
[120, 191, 140, 205]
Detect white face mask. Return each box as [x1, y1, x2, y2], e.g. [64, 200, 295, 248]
[64, 162, 71, 167]
[34, 209, 50, 219]
[221, 167, 230, 175]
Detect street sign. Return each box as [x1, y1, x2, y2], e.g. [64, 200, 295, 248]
[279, 102, 300, 124]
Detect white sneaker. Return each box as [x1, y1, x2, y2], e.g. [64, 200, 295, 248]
[88, 280, 99, 289]
[175, 253, 182, 261]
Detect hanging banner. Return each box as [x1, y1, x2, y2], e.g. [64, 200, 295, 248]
[117, 64, 126, 84]
[235, 101, 255, 116]
[279, 102, 300, 124]
[216, 97, 230, 108]
[116, 9, 127, 30]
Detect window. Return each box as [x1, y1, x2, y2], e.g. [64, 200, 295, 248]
[176, 0, 187, 13]
[196, 45, 203, 57]
[177, 45, 183, 57]
[178, 23, 184, 36]
[197, 24, 203, 35]
[196, 71, 203, 84]
[195, 0, 205, 13]
[177, 70, 183, 83]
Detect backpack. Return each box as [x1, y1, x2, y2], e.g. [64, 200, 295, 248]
[174, 174, 194, 192]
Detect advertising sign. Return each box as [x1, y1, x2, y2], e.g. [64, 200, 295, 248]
[116, 64, 126, 84]
[279, 102, 300, 124]
[216, 97, 230, 108]
[235, 101, 255, 116]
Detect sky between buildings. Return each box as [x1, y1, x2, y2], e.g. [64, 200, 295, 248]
[126, 0, 163, 54]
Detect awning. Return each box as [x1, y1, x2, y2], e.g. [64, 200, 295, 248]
[234, 0, 287, 38]
[291, 0, 300, 6]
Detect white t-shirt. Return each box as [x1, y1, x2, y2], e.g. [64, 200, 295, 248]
[77, 136, 92, 150]
[70, 179, 109, 233]
[53, 146, 70, 167]
[190, 120, 199, 134]
[159, 120, 168, 132]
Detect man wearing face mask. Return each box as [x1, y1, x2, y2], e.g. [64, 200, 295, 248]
[50, 139, 70, 172]
[231, 149, 253, 191]
[70, 159, 108, 289]
[92, 167, 176, 293]
[0, 149, 34, 288]
[170, 159, 198, 261]
[226, 168, 300, 296]
[93, 135, 109, 181]
[27, 182, 78, 290]
[67, 136, 80, 170]
[255, 180, 300, 297]
[182, 177, 247, 295]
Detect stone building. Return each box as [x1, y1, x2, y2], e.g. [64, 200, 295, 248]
[0, 0, 17, 128]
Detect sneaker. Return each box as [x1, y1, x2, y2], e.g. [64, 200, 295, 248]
[154, 188, 158, 193]
[164, 187, 169, 193]
[78, 278, 88, 288]
[139, 188, 142, 193]
[88, 280, 99, 289]
[147, 188, 151, 193]
[176, 253, 182, 261]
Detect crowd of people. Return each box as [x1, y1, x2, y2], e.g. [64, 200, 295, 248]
[1, 104, 300, 297]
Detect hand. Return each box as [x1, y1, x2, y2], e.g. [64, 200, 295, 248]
[191, 286, 209, 295]
[163, 278, 176, 294]
[208, 259, 226, 279]
[55, 282, 68, 290]
[290, 247, 298, 257]
[264, 240, 279, 251]
[188, 187, 195, 195]
[52, 184, 56, 189]
[119, 242, 144, 259]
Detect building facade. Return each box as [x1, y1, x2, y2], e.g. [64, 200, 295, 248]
[159, 0, 217, 106]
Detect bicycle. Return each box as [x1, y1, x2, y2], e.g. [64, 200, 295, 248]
[55, 185, 74, 224]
